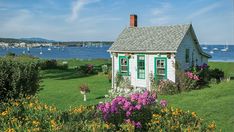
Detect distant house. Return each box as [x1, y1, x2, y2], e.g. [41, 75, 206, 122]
[108, 14, 211, 90]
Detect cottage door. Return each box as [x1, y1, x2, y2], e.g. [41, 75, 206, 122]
[154, 58, 167, 83]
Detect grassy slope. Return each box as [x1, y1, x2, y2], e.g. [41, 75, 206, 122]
[160, 81, 234, 131]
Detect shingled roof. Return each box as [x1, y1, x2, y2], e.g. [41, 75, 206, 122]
[108, 24, 211, 58]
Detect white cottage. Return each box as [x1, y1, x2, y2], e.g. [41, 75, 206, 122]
[108, 14, 211, 90]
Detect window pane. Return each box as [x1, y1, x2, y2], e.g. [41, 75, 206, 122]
[121, 58, 127, 65]
[137, 55, 145, 79]
[121, 66, 127, 72]
[139, 56, 144, 60]
[157, 69, 165, 75]
[157, 59, 165, 68]
[185, 49, 190, 63]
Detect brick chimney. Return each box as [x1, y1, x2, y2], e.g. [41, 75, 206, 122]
[130, 14, 137, 27]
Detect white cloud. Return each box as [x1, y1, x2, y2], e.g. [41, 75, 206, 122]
[187, 2, 220, 19]
[68, 0, 100, 22]
[150, 2, 172, 25]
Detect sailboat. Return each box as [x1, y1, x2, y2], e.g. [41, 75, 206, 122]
[27, 47, 30, 53]
[48, 46, 51, 51]
[209, 50, 214, 54]
[202, 43, 208, 50]
[213, 47, 218, 51]
[221, 42, 228, 52]
[39, 47, 43, 55]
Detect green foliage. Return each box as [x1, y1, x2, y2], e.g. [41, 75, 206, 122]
[148, 106, 216, 131]
[107, 70, 112, 83]
[115, 71, 123, 88]
[209, 68, 224, 83]
[157, 80, 179, 95]
[6, 52, 16, 57]
[209, 62, 234, 78]
[77, 64, 97, 74]
[176, 71, 199, 91]
[0, 56, 41, 101]
[101, 64, 108, 74]
[40, 59, 68, 70]
[0, 96, 61, 131]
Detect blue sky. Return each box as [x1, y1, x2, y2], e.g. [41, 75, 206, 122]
[0, 0, 233, 44]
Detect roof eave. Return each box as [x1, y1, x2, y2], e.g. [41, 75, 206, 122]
[107, 50, 176, 53]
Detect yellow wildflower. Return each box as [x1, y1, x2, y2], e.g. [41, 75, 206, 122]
[32, 120, 40, 127]
[154, 120, 160, 124]
[191, 112, 196, 117]
[104, 123, 110, 129]
[32, 128, 40, 132]
[29, 103, 33, 108]
[44, 104, 48, 109]
[13, 101, 19, 106]
[1, 111, 8, 116]
[208, 121, 216, 129]
[26, 96, 31, 99]
[50, 119, 57, 129]
[5, 128, 15, 132]
[11, 117, 17, 123]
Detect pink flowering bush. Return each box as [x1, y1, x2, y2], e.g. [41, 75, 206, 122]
[97, 91, 157, 130]
[184, 71, 200, 81]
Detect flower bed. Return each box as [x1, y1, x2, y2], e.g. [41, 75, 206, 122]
[0, 92, 217, 132]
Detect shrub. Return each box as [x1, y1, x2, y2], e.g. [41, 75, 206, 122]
[98, 91, 157, 130]
[107, 87, 145, 100]
[78, 64, 96, 74]
[157, 80, 179, 95]
[0, 57, 41, 101]
[107, 70, 112, 83]
[209, 68, 224, 83]
[101, 65, 108, 74]
[176, 71, 199, 91]
[40, 59, 58, 69]
[148, 106, 216, 131]
[6, 52, 16, 57]
[98, 91, 216, 131]
[40, 59, 68, 70]
[115, 72, 123, 87]
[119, 77, 132, 89]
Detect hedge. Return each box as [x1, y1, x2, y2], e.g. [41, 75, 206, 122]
[0, 56, 41, 101]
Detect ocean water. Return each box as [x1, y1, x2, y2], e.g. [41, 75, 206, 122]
[0, 46, 111, 60]
[0, 45, 233, 62]
[202, 45, 234, 62]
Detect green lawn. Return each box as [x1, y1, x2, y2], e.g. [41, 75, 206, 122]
[38, 60, 234, 131]
[159, 81, 234, 131]
[38, 59, 111, 110]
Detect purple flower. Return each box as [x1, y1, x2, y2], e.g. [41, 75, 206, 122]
[97, 90, 158, 123]
[126, 111, 131, 117]
[135, 104, 142, 110]
[135, 122, 142, 128]
[160, 99, 167, 107]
